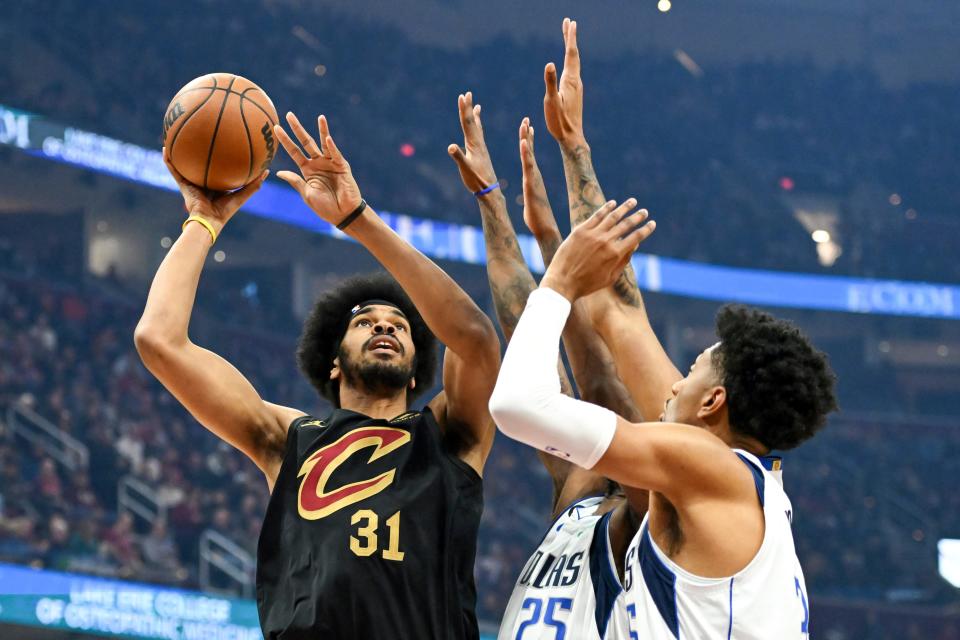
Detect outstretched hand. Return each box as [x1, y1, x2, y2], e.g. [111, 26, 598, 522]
[163, 147, 268, 234]
[448, 92, 498, 194]
[519, 118, 561, 248]
[273, 112, 363, 226]
[543, 18, 586, 150]
[541, 199, 655, 302]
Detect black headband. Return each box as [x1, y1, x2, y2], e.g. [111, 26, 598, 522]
[350, 299, 403, 316]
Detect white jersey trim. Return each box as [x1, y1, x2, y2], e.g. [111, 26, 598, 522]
[644, 451, 774, 590]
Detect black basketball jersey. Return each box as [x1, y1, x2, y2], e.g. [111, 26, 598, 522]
[256, 407, 483, 639]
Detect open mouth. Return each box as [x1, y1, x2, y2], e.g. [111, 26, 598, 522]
[367, 336, 401, 354]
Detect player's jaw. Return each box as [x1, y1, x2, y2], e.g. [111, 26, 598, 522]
[663, 344, 725, 431]
[336, 331, 416, 398]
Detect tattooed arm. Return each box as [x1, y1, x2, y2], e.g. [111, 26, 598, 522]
[520, 119, 644, 514]
[543, 18, 682, 421]
[448, 93, 581, 508]
[520, 120, 638, 425]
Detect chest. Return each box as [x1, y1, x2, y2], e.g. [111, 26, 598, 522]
[289, 416, 448, 522]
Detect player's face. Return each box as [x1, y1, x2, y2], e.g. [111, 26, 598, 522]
[334, 305, 417, 395]
[662, 343, 723, 427]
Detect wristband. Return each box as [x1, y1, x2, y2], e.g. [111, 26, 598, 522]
[182, 216, 218, 245]
[337, 199, 368, 231]
[474, 182, 500, 197]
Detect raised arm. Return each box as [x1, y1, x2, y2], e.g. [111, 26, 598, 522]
[489, 208, 762, 571]
[134, 157, 298, 489]
[446, 94, 575, 498]
[274, 113, 500, 474]
[519, 120, 638, 423]
[543, 18, 682, 419]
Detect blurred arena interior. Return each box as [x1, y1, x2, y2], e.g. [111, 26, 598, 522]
[1, 0, 960, 638]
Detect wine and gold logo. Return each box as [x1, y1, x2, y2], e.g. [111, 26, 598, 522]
[297, 427, 411, 520]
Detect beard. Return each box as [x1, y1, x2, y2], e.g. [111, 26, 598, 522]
[338, 344, 415, 397]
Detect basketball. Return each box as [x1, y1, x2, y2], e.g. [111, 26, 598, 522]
[162, 73, 279, 192]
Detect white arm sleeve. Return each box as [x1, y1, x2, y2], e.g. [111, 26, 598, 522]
[488, 287, 617, 469]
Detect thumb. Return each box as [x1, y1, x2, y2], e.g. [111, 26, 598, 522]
[276, 170, 306, 196]
[447, 144, 468, 168]
[544, 63, 560, 100]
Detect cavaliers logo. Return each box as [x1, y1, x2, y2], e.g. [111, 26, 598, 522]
[297, 427, 411, 520]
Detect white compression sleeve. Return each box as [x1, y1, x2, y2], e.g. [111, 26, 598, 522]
[488, 287, 617, 469]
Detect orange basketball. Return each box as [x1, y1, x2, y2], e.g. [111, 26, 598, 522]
[162, 73, 279, 192]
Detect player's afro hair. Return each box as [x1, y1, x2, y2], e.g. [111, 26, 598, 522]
[712, 305, 837, 451]
[297, 272, 439, 408]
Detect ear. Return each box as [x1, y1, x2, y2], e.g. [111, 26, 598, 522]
[408, 376, 416, 391]
[329, 356, 341, 381]
[697, 385, 727, 422]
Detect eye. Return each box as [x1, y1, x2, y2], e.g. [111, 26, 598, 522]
[395, 324, 407, 332]
[356, 319, 372, 328]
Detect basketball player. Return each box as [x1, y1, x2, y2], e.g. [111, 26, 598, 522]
[491, 203, 837, 639]
[447, 90, 644, 638]
[135, 113, 501, 638]
[491, 19, 838, 638]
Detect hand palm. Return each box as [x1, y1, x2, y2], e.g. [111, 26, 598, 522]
[273, 112, 364, 226]
[299, 156, 361, 220]
[448, 92, 496, 193]
[543, 18, 585, 145]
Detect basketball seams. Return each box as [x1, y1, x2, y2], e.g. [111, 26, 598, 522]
[202, 75, 238, 190]
[174, 86, 277, 125]
[167, 76, 219, 158]
[238, 87, 277, 126]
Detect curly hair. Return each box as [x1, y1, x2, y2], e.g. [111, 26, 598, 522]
[712, 305, 838, 451]
[297, 272, 439, 408]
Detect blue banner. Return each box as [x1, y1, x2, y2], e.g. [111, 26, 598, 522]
[0, 563, 499, 639]
[0, 562, 261, 639]
[1, 103, 957, 320]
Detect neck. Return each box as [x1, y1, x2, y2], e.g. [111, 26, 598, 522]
[724, 430, 770, 456]
[338, 385, 409, 420]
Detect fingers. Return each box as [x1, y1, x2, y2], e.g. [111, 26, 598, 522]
[620, 219, 657, 248]
[563, 18, 580, 76]
[318, 115, 331, 151]
[324, 132, 345, 162]
[519, 138, 532, 167]
[223, 170, 269, 209]
[274, 124, 308, 167]
[276, 170, 307, 196]
[597, 199, 638, 231]
[286, 112, 322, 158]
[458, 92, 483, 143]
[162, 147, 189, 186]
[585, 200, 618, 228]
[519, 118, 537, 166]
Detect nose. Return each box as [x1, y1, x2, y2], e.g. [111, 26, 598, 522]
[373, 322, 396, 335]
[671, 380, 681, 396]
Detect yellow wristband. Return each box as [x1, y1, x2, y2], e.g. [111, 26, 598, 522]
[182, 216, 218, 245]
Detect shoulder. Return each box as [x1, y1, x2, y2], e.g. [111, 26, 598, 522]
[262, 403, 308, 455]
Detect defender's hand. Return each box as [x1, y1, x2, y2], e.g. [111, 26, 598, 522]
[163, 147, 267, 235]
[543, 18, 586, 151]
[274, 112, 363, 226]
[447, 92, 498, 194]
[541, 199, 655, 302]
[519, 118, 559, 244]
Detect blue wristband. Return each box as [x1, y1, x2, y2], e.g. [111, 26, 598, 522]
[474, 182, 501, 197]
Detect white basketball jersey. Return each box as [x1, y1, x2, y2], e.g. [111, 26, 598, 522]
[623, 451, 810, 639]
[498, 496, 630, 640]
